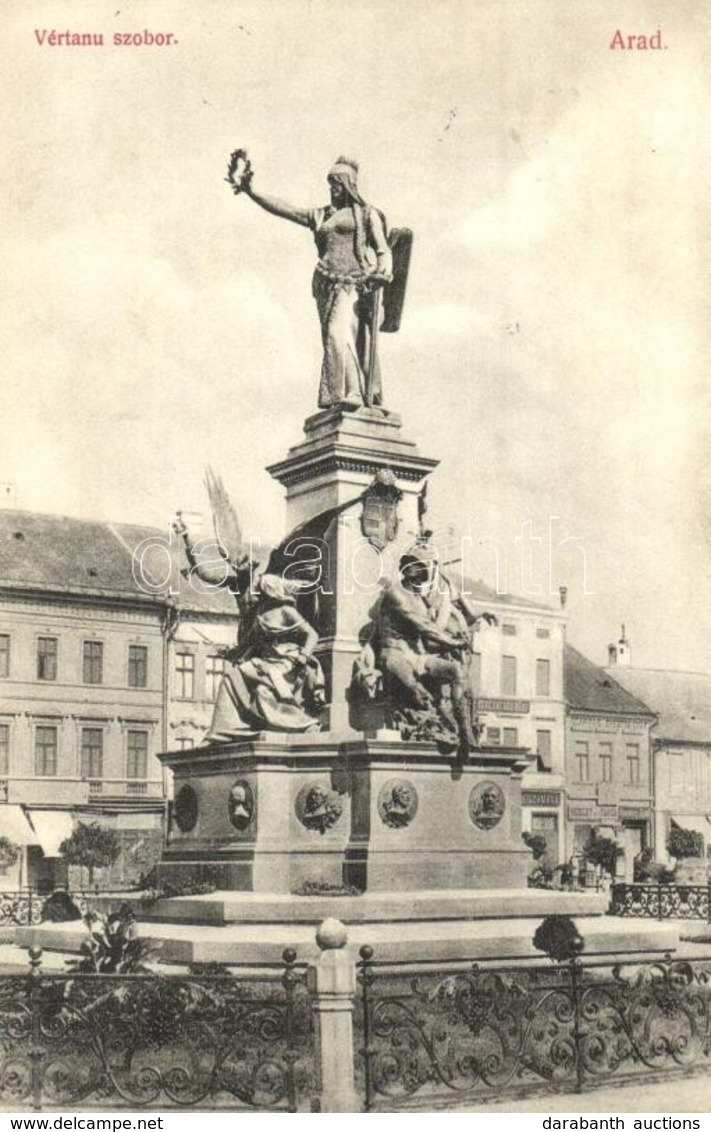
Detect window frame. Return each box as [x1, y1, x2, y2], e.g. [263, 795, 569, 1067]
[82, 640, 104, 686]
[599, 741, 613, 783]
[126, 729, 149, 780]
[574, 740, 590, 783]
[128, 644, 148, 689]
[501, 654, 517, 697]
[35, 724, 58, 776]
[0, 722, 9, 775]
[37, 636, 58, 682]
[536, 728, 553, 770]
[535, 658, 551, 697]
[205, 654, 226, 702]
[626, 742, 641, 785]
[80, 726, 104, 780]
[175, 651, 196, 701]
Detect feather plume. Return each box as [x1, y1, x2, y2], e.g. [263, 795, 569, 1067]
[204, 466, 246, 565]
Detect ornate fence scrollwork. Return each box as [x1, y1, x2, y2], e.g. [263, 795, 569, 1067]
[0, 948, 313, 1111]
[0, 892, 43, 928]
[356, 947, 711, 1111]
[0, 890, 93, 929]
[611, 884, 711, 920]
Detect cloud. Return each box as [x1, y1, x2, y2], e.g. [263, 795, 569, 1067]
[406, 301, 490, 343]
[0, 216, 307, 534]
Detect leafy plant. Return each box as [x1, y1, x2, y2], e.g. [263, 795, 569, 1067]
[295, 880, 361, 897]
[138, 880, 218, 905]
[533, 915, 585, 963]
[66, 904, 158, 973]
[527, 865, 555, 889]
[522, 832, 548, 861]
[41, 890, 83, 922]
[0, 836, 19, 869]
[667, 822, 705, 860]
[633, 847, 675, 884]
[59, 822, 120, 887]
[582, 830, 622, 878]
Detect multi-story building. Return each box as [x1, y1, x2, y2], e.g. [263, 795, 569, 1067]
[462, 580, 567, 866]
[565, 643, 656, 878]
[0, 510, 237, 890]
[604, 641, 711, 868]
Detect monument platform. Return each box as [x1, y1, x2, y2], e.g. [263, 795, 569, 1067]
[158, 735, 535, 895]
[16, 903, 678, 966]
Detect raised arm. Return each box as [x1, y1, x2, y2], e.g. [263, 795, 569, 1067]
[173, 518, 231, 589]
[245, 182, 311, 228]
[226, 150, 311, 227]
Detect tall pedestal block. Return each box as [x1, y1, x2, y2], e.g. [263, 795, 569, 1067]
[267, 407, 439, 730]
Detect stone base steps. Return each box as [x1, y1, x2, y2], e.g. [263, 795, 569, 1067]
[15, 900, 678, 968]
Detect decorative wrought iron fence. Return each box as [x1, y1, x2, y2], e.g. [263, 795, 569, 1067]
[356, 947, 711, 1111]
[0, 947, 313, 1111]
[0, 890, 93, 928]
[611, 883, 710, 920]
[0, 891, 44, 927]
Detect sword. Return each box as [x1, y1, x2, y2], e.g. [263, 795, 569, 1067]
[365, 283, 382, 408]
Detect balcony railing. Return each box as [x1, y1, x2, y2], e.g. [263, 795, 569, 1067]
[83, 778, 163, 800]
[610, 882, 710, 920]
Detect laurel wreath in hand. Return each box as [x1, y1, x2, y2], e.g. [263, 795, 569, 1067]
[225, 148, 253, 194]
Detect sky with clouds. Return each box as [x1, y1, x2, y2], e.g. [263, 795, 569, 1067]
[1, 0, 710, 671]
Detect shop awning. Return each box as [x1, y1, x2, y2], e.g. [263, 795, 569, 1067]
[0, 804, 39, 846]
[26, 810, 74, 856]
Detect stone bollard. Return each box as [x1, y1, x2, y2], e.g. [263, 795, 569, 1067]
[308, 917, 359, 1113]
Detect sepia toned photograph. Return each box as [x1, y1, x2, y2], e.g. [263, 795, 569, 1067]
[0, 0, 710, 1118]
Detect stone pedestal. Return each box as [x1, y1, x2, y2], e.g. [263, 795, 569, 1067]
[266, 408, 438, 731]
[158, 736, 532, 894]
[266, 406, 438, 531]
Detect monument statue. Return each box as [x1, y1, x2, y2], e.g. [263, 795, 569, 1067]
[226, 149, 412, 410]
[207, 573, 327, 739]
[353, 542, 497, 756]
[175, 469, 328, 739]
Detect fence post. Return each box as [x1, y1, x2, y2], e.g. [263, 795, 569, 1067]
[27, 945, 44, 1111]
[307, 918, 359, 1113]
[570, 957, 584, 1095]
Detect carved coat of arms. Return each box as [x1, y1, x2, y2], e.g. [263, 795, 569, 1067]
[361, 468, 403, 550]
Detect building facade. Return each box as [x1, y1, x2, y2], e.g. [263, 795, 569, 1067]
[603, 660, 711, 871]
[0, 510, 237, 890]
[463, 582, 567, 866]
[565, 644, 656, 879]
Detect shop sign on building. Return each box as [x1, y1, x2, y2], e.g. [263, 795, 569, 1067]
[570, 715, 646, 735]
[522, 791, 561, 807]
[477, 698, 531, 715]
[568, 802, 618, 821]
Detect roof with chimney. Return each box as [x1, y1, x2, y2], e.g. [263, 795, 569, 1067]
[565, 644, 655, 717]
[0, 509, 236, 617]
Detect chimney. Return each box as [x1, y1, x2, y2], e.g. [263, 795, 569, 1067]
[608, 624, 631, 667]
[0, 482, 17, 508]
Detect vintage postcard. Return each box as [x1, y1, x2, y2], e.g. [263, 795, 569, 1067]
[1, 0, 709, 1119]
